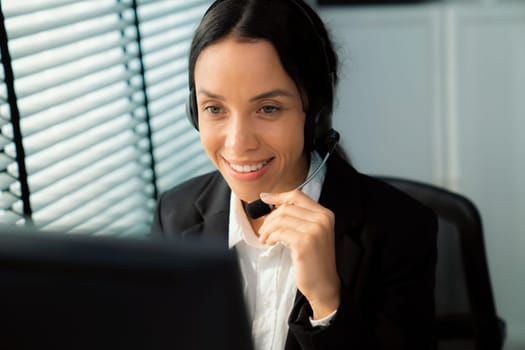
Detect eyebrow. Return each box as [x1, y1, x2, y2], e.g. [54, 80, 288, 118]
[197, 89, 295, 102]
[249, 89, 295, 102]
[197, 89, 225, 100]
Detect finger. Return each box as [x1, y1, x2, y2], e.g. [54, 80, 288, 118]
[260, 190, 321, 213]
[258, 207, 333, 248]
[263, 229, 289, 246]
[258, 210, 307, 244]
[258, 191, 293, 206]
[259, 200, 333, 235]
[259, 204, 323, 237]
[260, 224, 307, 247]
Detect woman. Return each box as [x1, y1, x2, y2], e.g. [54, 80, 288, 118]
[152, 0, 437, 349]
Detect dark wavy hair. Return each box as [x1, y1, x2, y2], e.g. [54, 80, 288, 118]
[187, 0, 339, 152]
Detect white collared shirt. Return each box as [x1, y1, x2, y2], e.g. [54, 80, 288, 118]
[228, 152, 328, 350]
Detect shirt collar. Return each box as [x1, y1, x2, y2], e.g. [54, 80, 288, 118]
[228, 151, 326, 249]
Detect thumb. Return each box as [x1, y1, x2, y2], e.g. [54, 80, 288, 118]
[259, 190, 297, 205]
[259, 192, 281, 205]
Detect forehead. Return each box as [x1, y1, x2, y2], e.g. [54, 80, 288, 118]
[196, 36, 279, 69]
[194, 36, 298, 94]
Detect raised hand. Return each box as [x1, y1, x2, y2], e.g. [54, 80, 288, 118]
[257, 190, 340, 320]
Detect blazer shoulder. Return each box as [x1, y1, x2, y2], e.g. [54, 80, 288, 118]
[358, 173, 438, 243]
[363, 175, 434, 216]
[160, 171, 222, 204]
[326, 154, 435, 226]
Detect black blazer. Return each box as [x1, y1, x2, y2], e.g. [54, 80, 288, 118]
[152, 153, 438, 350]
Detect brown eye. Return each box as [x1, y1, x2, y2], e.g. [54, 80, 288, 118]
[259, 105, 279, 114]
[204, 105, 222, 114]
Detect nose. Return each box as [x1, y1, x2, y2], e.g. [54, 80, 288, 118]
[224, 112, 258, 154]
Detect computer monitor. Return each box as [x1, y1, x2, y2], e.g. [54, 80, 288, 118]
[0, 226, 253, 350]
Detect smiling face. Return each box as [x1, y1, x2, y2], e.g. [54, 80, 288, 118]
[194, 36, 309, 203]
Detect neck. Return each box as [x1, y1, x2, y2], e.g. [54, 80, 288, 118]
[241, 201, 265, 235]
[249, 216, 265, 236]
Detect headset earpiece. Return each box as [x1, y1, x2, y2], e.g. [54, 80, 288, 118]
[186, 88, 199, 130]
[306, 104, 331, 155]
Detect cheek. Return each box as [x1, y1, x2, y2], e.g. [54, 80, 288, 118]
[199, 129, 221, 160]
[269, 113, 305, 144]
[270, 127, 305, 160]
[286, 120, 306, 155]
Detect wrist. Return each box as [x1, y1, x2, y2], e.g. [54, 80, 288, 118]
[309, 309, 337, 327]
[309, 283, 341, 320]
[311, 298, 340, 320]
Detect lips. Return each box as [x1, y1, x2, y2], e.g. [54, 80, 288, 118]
[227, 157, 273, 173]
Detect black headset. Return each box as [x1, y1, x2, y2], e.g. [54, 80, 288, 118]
[186, 0, 336, 152]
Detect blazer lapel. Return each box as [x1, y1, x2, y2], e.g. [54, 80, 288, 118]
[319, 153, 366, 290]
[181, 172, 230, 246]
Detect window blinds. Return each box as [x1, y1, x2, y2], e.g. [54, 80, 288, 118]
[136, 0, 213, 194]
[0, 0, 213, 236]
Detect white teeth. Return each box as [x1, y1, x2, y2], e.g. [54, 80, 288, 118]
[229, 159, 271, 173]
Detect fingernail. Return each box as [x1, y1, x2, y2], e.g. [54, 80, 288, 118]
[260, 192, 269, 198]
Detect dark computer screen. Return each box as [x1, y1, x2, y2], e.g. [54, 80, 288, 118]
[0, 227, 253, 350]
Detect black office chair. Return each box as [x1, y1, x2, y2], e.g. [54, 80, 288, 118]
[377, 176, 505, 350]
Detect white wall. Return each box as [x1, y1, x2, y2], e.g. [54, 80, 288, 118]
[319, 3, 525, 349]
